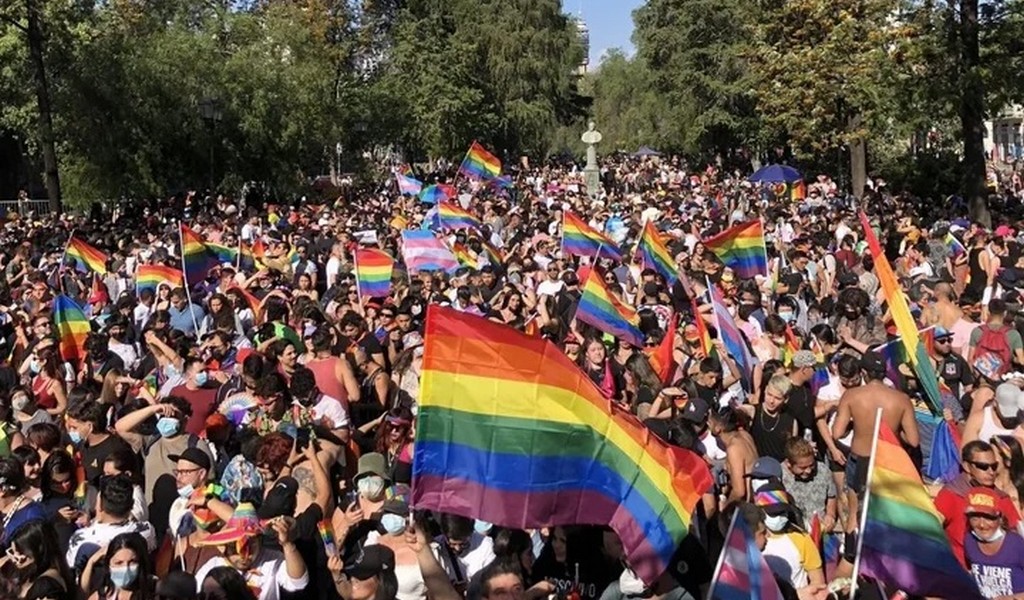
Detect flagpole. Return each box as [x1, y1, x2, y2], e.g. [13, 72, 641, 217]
[178, 225, 201, 337]
[353, 249, 364, 307]
[849, 407, 884, 600]
[60, 228, 76, 273]
[758, 217, 769, 279]
[236, 238, 242, 272]
[707, 509, 738, 600]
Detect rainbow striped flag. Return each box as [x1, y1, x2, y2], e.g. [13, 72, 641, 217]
[645, 314, 677, 384]
[354, 248, 394, 299]
[413, 307, 712, 584]
[451, 242, 478, 269]
[709, 281, 753, 388]
[860, 212, 942, 414]
[709, 510, 784, 600]
[946, 232, 967, 260]
[206, 242, 237, 264]
[859, 420, 981, 598]
[180, 224, 219, 284]
[458, 141, 502, 180]
[636, 220, 677, 284]
[396, 172, 423, 196]
[53, 294, 90, 363]
[401, 230, 459, 273]
[703, 220, 768, 280]
[691, 298, 713, 358]
[562, 211, 622, 262]
[577, 269, 645, 348]
[66, 237, 108, 275]
[136, 264, 184, 295]
[419, 184, 452, 205]
[238, 241, 265, 272]
[437, 201, 483, 232]
[478, 237, 504, 266]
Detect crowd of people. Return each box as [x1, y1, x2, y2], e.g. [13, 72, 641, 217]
[0, 153, 1022, 600]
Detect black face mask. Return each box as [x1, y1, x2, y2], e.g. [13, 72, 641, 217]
[738, 303, 757, 321]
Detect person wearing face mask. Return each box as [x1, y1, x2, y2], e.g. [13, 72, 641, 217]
[66, 399, 133, 486]
[163, 453, 234, 578]
[82, 532, 156, 600]
[337, 453, 393, 562]
[104, 317, 141, 374]
[167, 358, 219, 436]
[963, 487, 1024, 599]
[780, 438, 837, 533]
[754, 485, 824, 591]
[362, 497, 427, 600]
[9, 386, 52, 437]
[834, 287, 886, 354]
[433, 513, 496, 588]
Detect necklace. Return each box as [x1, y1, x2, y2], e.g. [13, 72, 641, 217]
[760, 407, 782, 433]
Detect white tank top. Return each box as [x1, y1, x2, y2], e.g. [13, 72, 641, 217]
[979, 405, 1016, 443]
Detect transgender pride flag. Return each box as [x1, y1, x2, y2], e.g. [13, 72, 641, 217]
[709, 512, 784, 600]
[401, 230, 459, 274]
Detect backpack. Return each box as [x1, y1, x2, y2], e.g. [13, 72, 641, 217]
[973, 324, 1013, 380]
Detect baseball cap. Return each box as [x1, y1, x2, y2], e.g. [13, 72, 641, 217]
[168, 447, 212, 472]
[965, 487, 1001, 516]
[792, 350, 817, 369]
[747, 457, 783, 480]
[256, 476, 298, 520]
[680, 397, 709, 426]
[996, 225, 1014, 238]
[859, 351, 885, 372]
[933, 326, 953, 341]
[345, 544, 396, 580]
[994, 383, 1021, 420]
[753, 483, 793, 516]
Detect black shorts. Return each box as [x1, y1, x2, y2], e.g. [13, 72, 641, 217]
[845, 452, 870, 499]
[828, 441, 851, 473]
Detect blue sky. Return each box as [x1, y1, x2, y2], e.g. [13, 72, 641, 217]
[575, 0, 645, 66]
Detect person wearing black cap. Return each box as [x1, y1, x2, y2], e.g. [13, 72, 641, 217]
[327, 544, 398, 600]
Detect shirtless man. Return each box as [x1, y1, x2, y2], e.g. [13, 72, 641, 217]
[919, 282, 976, 357]
[830, 351, 920, 573]
[709, 406, 758, 509]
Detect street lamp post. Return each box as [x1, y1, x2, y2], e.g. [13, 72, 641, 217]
[199, 98, 223, 191]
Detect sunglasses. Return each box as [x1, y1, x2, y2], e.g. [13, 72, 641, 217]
[970, 461, 999, 472]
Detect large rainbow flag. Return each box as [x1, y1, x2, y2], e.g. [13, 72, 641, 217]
[66, 237, 108, 275]
[636, 220, 677, 284]
[858, 420, 981, 598]
[577, 269, 645, 348]
[205, 242, 237, 265]
[562, 211, 622, 262]
[354, 248, 394, 299]
[179, 224, 220, 284]
[709, 511, 784, 600]
[413, 307, 712, 584]
[136, 264, 184, 295]
[702, 220, 767, 280]
[437, 201, 483, 232]
[53, 294, 90, 363]
[859, 212, 942, 414]
[458, 141, 502, 180]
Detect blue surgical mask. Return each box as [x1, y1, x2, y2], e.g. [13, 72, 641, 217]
[109, 565, 139, 589]
[357, 475, 386, 500]
[177, 484, 195, 499]
[474, 519, 492, 535]
[194, 371, 208, 387]
[380, 513, 406, 535]
[778, 311, 795, 323]
[28, 359, 40, 375]
[764, 514, 789, 533]
[68, 430, 82, 445]
[156, 417, 180, 438]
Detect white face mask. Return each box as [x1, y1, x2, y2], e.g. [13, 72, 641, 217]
[357, 475, 386, 500]
[618, 569, 646, 596]
[764, 514, 789, 532]
[972, 527, 1006, 543]
[751, 478, 770, 493]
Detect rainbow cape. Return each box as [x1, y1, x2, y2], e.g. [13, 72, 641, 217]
[180, 224, 220, 284]
[702, 220, 767, 280]
[858, 420, 981, 598]
[458, 141, 502, 180]
[636, 220, 677, 284]
[136, 264, 184, 295]
[709, 511, 784, 600]
[577, 269, 645, 348]
[54, 294, 90, 363]
[413, 307, 712, 584]
[354, 248, 394, 299]
[66, 237, 108, 275]
[437, 201, 483, 232]
[562, 211, 622, 262]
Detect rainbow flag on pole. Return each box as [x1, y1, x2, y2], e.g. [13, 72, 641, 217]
[413, 307, 712, 584]
[136, 264, 184, 295]
[702, 220, 768, 280]
[860, 212, 942, 414]
[66, 237, 108, 275]
[354, 248, 394, 299]
[53, 294, 90, 363]
[562, 211, 622, 262]
[458, 141, 502, 180]
[636, 220, 678, 284]
[180, 224, 219, 284]
[205, 242, 237, 265]
[857, 419, 981, 598]
[577, 269, 645, 348]
[437, 201, 483, 232]
[709, 510, 785, 600]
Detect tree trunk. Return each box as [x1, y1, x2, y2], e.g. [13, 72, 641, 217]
[959, 0, 989, 227]
[25, 0, 61, 215]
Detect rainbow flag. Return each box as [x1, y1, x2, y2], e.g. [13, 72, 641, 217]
[703, 220, 768, 280]
[860, 212, 942, 414]
[317, 519, 337, 556]
[562, 211, 622, 262]
[238, 241, 265, 272]
[946, 232, 967, 260]
[413, 307, 712, 584]
[691, 298, 713, 358]
[858, 420, 981, 598]
[458, 141, 502, 180]
[54, 294, 90, 363]
[180, 224, 219, 284]
[790, 180, 807, 201]
[577, 269, 645, 348]
[227, 286, 261, 323]
[136, 264, 184, 295]
[419, 184, 451, 205]
[437, 201, 483, 232]
[709, 282, 753, 388]
[206, 242, 237, 264]
[478, 237, 504, 266]
[66, 237, 108, 275]
[636, 220, 678, 284]
[645, 314, 677, 384]
[708, 509, 784, 600]
[354, 248, 394, 299]
[396, 172, 423, 196]
[451, 242, 478, 269]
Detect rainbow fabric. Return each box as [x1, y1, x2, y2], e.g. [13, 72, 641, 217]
[54, 294, 90, 363]
[562, 211, 622, 262]
[702, 220, 768, 280]
[206, 242, 237, 264]
[396, 172, 423, 196]
[437, 201, 483, 232]
[317, 519, 337, 556]
[136, 264, 184, 295]
[66, 237, 108, 275]
[644, 314, 677, 384]
[577, 269, 645, 348]
[413, 307, 712, 584]
[238, 241, 265, 272]
[691, 298, 713, 358]
[180, 224, 219, 284]
[458, 141, 502, 180]
[636, 220, 677, 283]
[401, 230, 459, 273]
[451, 242, 478, 269]
[478, 237, 504, 266]
[709, 282, 753, 388]
[790, 180, 807, 201]
[946, 232, 967, 260]
[419, 184, 451, 205]
[354, 248, 394, 299]
[859, 421, 981, 598]
[859, 212, 942, 413]
[709, 509, 784, 600]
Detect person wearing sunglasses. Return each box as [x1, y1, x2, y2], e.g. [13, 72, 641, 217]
[934, 439, 1023, 568]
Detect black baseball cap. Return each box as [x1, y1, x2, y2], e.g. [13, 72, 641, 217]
[346, 544, 395, 580]
[167, 448, 211, 472]
[256, 476, 298, 520]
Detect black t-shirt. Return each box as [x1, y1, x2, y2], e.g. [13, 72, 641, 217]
[80, 434, 132, 485]
[293, 504, 338, 600]
[939, 353, 975, 393]
[784, 385, 816, 439]
[750, 405, 796, 461]
[531, 528, 622, 600]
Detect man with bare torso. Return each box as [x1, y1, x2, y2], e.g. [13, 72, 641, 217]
[830, 351, 920, 572]
[920, 282, 977, 357]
